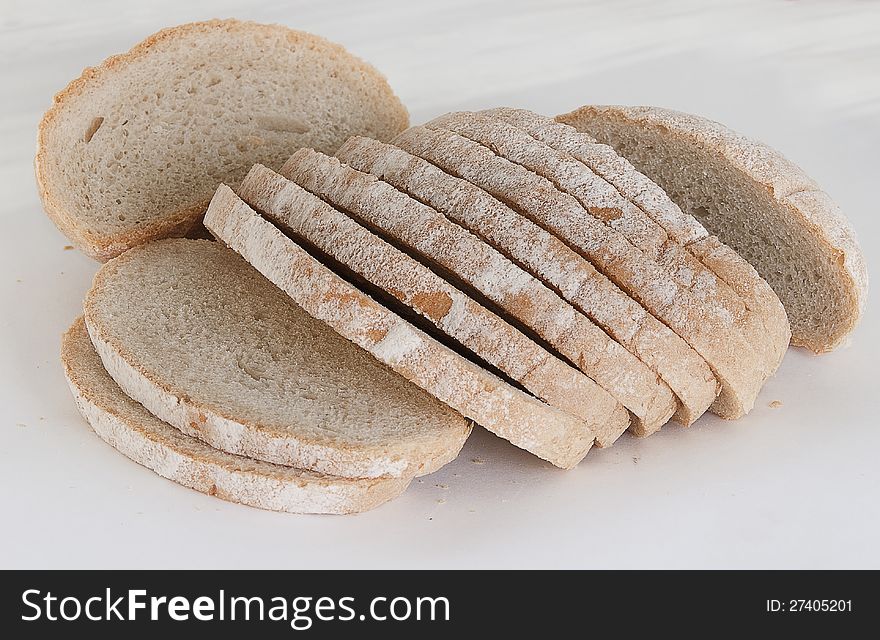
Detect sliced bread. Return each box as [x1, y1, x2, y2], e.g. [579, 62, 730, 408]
[336, 136, 719, 427]
[557, 104, 866, 353]
[427, 111, 783, 381]
[483, 107, 790, 370]
[236, 162, 626, 443]
[280, 148, 672, 435]
[62, 317, 409, 514]
[36, 19, 408, 261]
[205, 185, 617, 469]
[82, 238, 470, 479]
[392, 126, 766, 418]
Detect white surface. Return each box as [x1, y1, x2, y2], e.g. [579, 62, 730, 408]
[1, 0, 877, 569]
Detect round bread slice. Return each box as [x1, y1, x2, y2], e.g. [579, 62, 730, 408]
[36, 18, 408, 261]
[393, 126, 766, 419]
[82, 238, 471, 479]
[482, 107, 790, 372]
[336, 136, 719, 428]
[427, 112, 781, 382]
[62, 317, 409, 514]
[204, 185, 608, 469]
[557, 104, 867, 353]
[279, 149, 671, 436]
[236, 162, 627, 446]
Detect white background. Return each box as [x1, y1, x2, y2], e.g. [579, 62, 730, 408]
[1, 0, 877, 568]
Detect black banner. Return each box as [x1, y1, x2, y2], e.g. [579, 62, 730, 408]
[0, 570, 872, 636]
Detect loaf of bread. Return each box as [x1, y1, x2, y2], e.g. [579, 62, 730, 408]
[42, 18, 864, 513]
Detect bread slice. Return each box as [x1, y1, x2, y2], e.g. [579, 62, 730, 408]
[428, 111, 783, 384]
[279, 149, 671, 436]
[83, 238, 470, 479]
[484, 107, 790, 371]
[558, 104, 866, 353]
[336, 136, 718, 427]
[393, 126, 766, 419]
[205, 185, 613, 469]
[236, 162, 625, 443]
[36, 19, 408, 261]
[62, 317, 409, 514]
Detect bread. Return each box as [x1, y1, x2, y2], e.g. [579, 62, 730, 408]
[558, 104, 866, 352]
[205, 185, 617, 468]
[479, 107, 790, 372]
[36, 19, 408, 261]
[281, 148, 673, 435]
[236, 162, 626, 443]
[83, 238, 470, 478]
[62, 317, 409, 514]
[334, 137, 714, 431]
[392, 125, 766, 418]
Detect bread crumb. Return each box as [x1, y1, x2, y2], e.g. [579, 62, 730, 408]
[468, 508, 476, 513]
[769, 400, 783, 409]
[471, 457, 484, 465]
[435, 483, 448, 490]
[63, 245, 74, 251]
[436, 498, 446, 504]
[15, 279, 22, 283]
[632, 456, 640, 464]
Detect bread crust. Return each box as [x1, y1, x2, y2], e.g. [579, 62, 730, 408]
[558, 104, 865, 353]
[62, 317, 410, 514]
[35, 19, 408, 261]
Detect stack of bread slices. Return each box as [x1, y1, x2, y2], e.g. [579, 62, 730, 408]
[42, 21, 866, 514]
